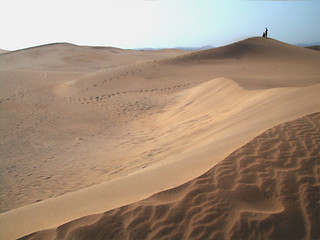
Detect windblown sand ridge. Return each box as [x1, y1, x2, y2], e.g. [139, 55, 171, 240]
[1, 37, 320, 239]
[21, 111, 320, 240]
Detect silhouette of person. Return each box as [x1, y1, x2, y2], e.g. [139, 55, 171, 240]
[265, 28, 268, 38]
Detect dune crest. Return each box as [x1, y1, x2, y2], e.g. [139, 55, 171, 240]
[21, 112, 320, 240]
[2, 77, 320, 240]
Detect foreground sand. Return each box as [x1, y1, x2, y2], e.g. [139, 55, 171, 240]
[21, 111, 320, 240]
[1, 38, 320, 239]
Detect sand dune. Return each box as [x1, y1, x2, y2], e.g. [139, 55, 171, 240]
[0, 45, 186, 213]
[306, 45, 320, 51]
[21, 111, 320, 240]
[0, 43, 184, 72]
[1, 37, 320, 239]
[0, 49, 8, 54]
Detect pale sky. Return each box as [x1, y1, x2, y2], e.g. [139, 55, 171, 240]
[1, 0, 320, 50]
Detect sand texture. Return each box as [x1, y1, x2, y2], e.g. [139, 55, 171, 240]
[1, 37, 320, 239]
[20, 112, 320, 240]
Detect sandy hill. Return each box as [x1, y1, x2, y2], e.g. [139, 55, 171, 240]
[0, 49, 8, 54]
[0, 37, 320, 240]
[0, 43, 184, 72]
[305, 45, 320, 51]
[21, 112, 320, 240]
[65, 37, 320, 104]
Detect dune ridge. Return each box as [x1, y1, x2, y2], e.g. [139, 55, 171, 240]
[1, 77, 320, 240]
[21, 112, 320, 240]
[0, 43, 185, 72]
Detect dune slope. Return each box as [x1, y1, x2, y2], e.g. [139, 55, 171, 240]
[0, 43, 184, 72]
[21, 111, 320, 240]
[1, 77, 320, 240]
[1, 37, 320, 239]
[0, 45, 185, 213]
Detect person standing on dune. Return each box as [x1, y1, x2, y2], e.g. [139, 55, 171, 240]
[265, 27, 268, 38]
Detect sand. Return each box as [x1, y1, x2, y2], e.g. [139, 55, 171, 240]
[0, 37, 320, 239]
[21, 112, 320, 240]
[0, 50, 8, 55]
[306, 45, 320, 51]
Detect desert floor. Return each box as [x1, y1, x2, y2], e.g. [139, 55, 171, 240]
[0, 38, 319, 239]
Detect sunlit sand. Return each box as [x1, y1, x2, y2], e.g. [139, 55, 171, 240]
[0, 37, 320, 239]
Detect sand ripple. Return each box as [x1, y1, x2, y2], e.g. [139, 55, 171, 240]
[22, 112, 320, 240]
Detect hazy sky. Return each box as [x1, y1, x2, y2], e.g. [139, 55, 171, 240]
[1, 0, 320, 50]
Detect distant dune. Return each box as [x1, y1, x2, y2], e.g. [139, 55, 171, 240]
[0, 42, 184, 72]
[0, 37, 320, 240]
[136, 45, 214, 51]
[305, 45, 320, 51]
[0, 49, 8, 54]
